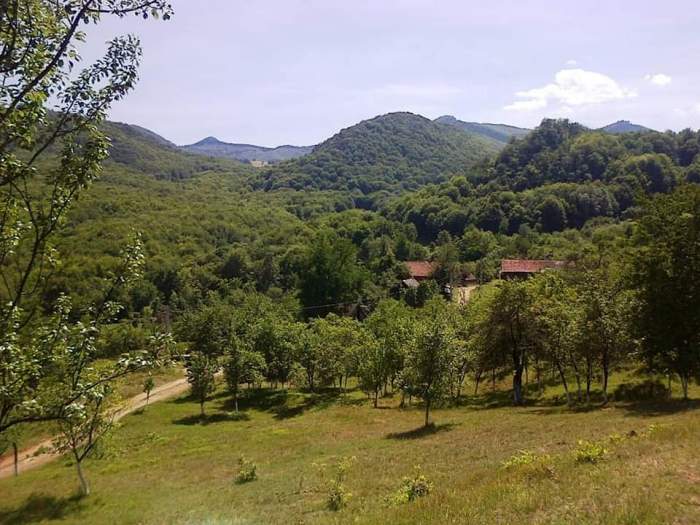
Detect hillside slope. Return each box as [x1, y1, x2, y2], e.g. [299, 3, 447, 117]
[102, 121, 248, 180]
[182, 137, 313, 164]
[258, 112, 500, 206]
[599, 120, 653, 134]
[434, 115, 531, 144]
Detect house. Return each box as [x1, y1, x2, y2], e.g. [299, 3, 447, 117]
[404, 261, 437, 282]
[499, 259, 567, 280]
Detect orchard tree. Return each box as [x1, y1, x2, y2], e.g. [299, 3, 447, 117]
[186, 352, 218, 417]
[223, 335, 265, 412]
[355, 331, 387, 407]
[0, 0, 173, 441]
[54, 384, 115, 497]
[630, 186, 700, 399]
[403, 298, 457, 426]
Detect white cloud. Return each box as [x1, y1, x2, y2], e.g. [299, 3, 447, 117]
[565, 59, 578, 66]
[695, 103, 700, 114]
[504, 69, 636, 111]
[644, 73, 672, 86]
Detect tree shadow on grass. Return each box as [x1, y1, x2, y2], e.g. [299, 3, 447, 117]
[0, 493, 85, 525]
[172, 411, 250, 426]
[385, 422, 457, 440]
[620, 398, 700, 417]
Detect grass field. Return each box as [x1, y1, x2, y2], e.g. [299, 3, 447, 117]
[1, 374, 698, 525]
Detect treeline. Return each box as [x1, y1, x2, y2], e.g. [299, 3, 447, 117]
[181, 185, 700, 425]
[384, 119, 700, 240]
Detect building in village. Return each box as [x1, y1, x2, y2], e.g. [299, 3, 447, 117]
[499, 259, 567, 280]
[401, 261, 437, 289]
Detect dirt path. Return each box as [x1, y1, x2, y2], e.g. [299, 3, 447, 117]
[0, 376, 190, 479]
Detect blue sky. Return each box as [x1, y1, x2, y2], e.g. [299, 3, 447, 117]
[84, 0, 700, 146]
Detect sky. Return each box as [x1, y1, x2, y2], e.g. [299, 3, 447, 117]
[83, 0, 700, 146]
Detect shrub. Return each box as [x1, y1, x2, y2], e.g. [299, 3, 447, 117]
[391, 468, 433, 504]
[575, 440, 607, 464]
[235, 457, 257, 483]
[501, 450, 555, 479]
[320, 456, 355, 511]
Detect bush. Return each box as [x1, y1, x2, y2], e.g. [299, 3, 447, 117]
[391, 468, 433, 504]
[502, 450, 555, 479]
[319, 456, 355, 511]
[235, 457, 257, 483]
[613, 380, 670, 401]
[575, 440, 607, 464]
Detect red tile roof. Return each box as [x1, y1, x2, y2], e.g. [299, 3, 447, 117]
[404, 261, 436, 279]
[500, 259, 567, 274]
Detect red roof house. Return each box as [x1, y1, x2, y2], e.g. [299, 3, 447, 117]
[404, 261, 436, 281]
[500, 259, 567, 279]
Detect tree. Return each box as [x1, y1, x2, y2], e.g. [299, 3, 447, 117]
[402, 298, 457, 426]
[0, 0, 173, 441]
[630, 186, 700, 399]
[186, 352, 218, 417]
[53, 384, 115, 496]
[143, 374, 155, 406]
[355, 331, 387, 407]
[223, 336, 265, 412]
[477, 280, 535, 405]
[298, 230, 367, 316]
[539, 196, 567, 232]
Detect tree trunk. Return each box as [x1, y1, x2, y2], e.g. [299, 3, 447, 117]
[373, 389, 378, 408]
[76, 459, 90, 496]
[146, 391, 150, 406]
[12, 442, 18, 477]
[513, 349, 525, 406]
[585, 358, 593, 404]
[491, 367, 496, 391]
[474, 369, 482, 395]
[200, 399, 205, 417]
[680, 373, 689, 400]
[601, 348, 610, 404]
[424, 397, 431, 427]
[555, 361, 570, 405]
[234, 392, 239, 413]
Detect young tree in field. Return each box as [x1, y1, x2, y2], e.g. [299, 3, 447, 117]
[365, 300, 414, 401]
[477, 280, 535, 405]
[529, 272, 580, 404]
[143, 375, 155, 406]
[0, 0, 173, 439]
[54, 385, 115, 497]
[223, 336, 266, 412]
[186, 352, 218, 417]
[630, 186, 700, 399]
[355, 331, 388, 407]
[575, 268, 633, 403]
[403, 298, 457, 426]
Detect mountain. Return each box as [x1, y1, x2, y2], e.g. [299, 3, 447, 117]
[598, 120, 652, 134]
[181, 137, 313, 164]
[101, 122, 247, 180]
[258, 112, 501, 207]
[434, 115, 531, 145]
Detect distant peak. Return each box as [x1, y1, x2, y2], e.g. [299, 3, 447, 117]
[195, 136, 222, 145]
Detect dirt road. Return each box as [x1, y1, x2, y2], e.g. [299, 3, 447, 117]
[0, 376, 190, 479]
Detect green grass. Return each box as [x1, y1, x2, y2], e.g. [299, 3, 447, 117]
[2, 364, 183, 454]
[1, 376, 699, 525]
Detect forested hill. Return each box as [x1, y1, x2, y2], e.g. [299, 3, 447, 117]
[385, 118, 700, 239]
[257, 112, 501, 207]
[101, 121, 250, 181]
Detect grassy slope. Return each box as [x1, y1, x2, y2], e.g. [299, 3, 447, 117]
[1, 375, 698, 524]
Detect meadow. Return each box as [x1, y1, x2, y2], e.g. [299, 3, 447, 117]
[1, 374, 698, 525]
